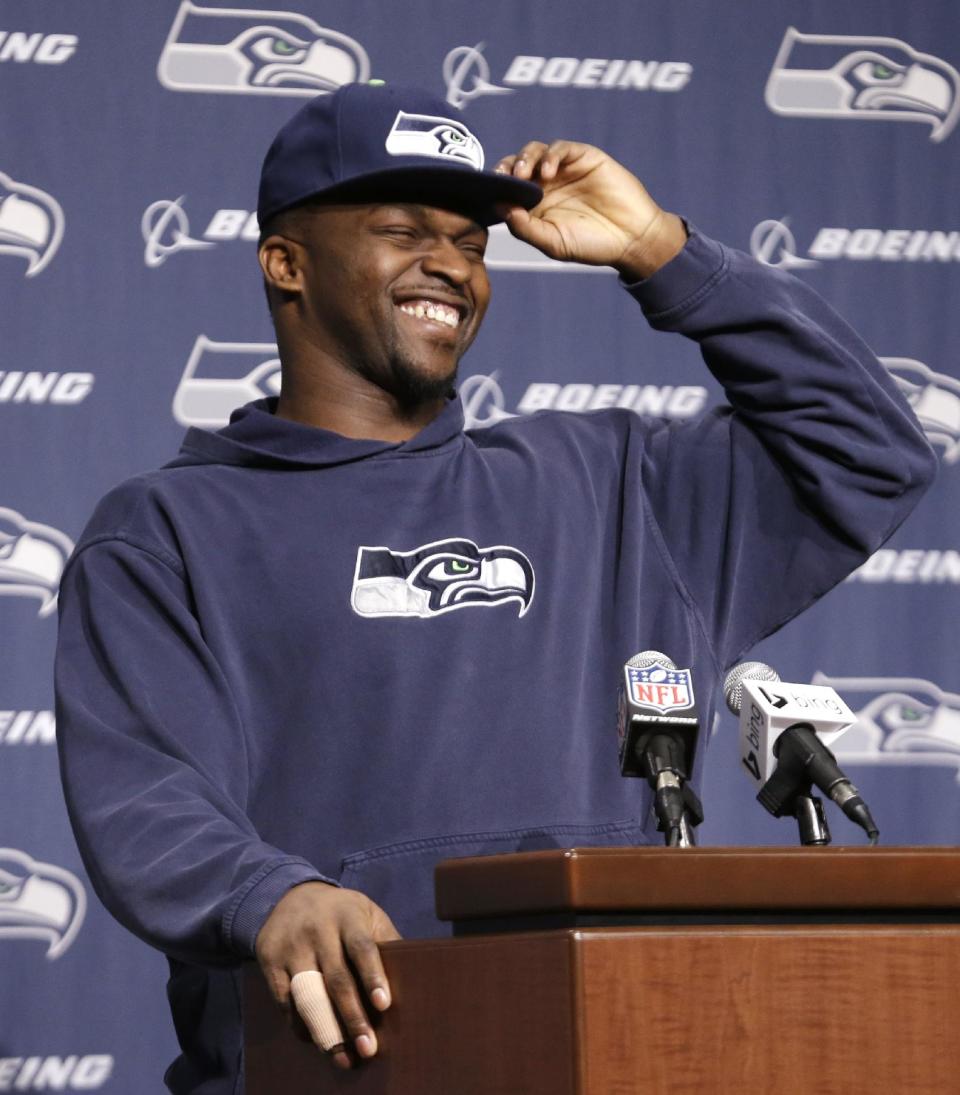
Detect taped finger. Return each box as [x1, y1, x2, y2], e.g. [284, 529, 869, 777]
[290, 970, 346, 1053]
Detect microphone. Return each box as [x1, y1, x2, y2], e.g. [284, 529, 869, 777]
[618, 650, 703, 846]
[723, 661, 879, 843]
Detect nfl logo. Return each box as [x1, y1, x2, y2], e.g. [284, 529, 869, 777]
[627, 663, 694, 714]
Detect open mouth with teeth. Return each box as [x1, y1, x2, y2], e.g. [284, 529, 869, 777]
[397, 298, 463, 330]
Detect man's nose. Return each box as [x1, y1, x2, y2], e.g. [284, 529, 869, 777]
[419, 238, 472, 285]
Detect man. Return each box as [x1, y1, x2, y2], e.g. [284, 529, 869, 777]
[55, 82, 935, 1093]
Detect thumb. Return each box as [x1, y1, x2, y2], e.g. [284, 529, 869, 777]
[501, 207, 567, 258]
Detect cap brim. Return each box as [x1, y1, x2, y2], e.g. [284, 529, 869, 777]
[266, 165, 543, 228]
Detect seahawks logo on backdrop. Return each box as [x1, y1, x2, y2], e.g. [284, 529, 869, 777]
[157, 1, 370, 96]
[812, 672, 960, 781]
[881, 357, 960, 465]
[352, 538, 533, 618]
[384, 111, 485, 170]
[0, 848, 86, 960]
[0, 508, 74, 617]
[765, 27, 960, 142]
[172, 335, 281, 428]
[0, 170, 65, 277]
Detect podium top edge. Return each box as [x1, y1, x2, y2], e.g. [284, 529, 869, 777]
[442, 845, 960, 861]
[434, 845, 960, 922]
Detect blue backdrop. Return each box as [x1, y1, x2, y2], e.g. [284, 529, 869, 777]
[2, 1, 958, 1089]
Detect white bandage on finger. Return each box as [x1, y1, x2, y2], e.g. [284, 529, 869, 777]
[289, 970, 346, 1052]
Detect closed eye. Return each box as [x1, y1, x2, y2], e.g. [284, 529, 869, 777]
[378, 226, 420, 243]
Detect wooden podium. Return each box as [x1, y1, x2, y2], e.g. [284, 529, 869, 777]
[244, 846, 960, 1093]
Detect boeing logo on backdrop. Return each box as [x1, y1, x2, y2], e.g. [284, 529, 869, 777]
[0, 711, 55, 745]
[0, 371, 93, 405]
[846, 549, 960, 584]
[0, 1056, 113, 1091]
[766, 27, 960, 142]
[0, 848, 86, 960]
[813, 673, 960, 782]
[0, 31, 77, 64]
[443, 43, 513, 109]
[460, 373, 708, 430]
[142, 197, 215, 268]
[0, 509, 73, 618]
[752, 218, 960, 267]
[749, 219, 818, 271]
[173, 336, 281, 428]
[142, 199, 258, 268]
[443, 42, 692, 107]
[0, 171, 64, 277]
[158, 1, 369, 95]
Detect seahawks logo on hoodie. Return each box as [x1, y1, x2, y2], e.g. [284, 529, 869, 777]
[351, 538, 534, 618]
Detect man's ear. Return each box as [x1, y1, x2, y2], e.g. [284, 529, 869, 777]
[258, 234, 304, 296]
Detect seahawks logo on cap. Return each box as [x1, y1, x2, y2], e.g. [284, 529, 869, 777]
[351, 537, 533, 618]
[384, 111, 484, 170]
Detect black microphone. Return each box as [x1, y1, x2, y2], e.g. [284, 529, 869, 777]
[761, 725, 880, 842]
[618, 651, 703, 846]
[723, 661, 879, 843]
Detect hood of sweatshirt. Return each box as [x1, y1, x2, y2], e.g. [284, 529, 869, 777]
[166, 395, 466, 470]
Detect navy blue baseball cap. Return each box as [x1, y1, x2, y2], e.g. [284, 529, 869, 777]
[257, 81, 543, 228]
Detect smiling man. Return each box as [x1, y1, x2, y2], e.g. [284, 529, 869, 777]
[262, 200, 491, 437]
[55, 83, 936, 1094]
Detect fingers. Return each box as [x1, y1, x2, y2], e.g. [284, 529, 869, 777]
[290, 971, 345, 1053]
[344, 913, 400, 1014]
[256, 882, 401, 1070]
[495, 140, 588, 184]
[317, 943, 381, 1062]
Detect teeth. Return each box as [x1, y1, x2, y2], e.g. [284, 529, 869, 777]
[399, 300, 460, 328]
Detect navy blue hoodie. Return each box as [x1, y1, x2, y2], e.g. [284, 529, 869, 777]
[55, 232, 935, 1093]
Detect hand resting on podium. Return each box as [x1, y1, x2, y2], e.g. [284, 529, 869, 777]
[255, 881, 401, 1070]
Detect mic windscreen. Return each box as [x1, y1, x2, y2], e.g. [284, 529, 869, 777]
[723, 661, 780, 716]
[627, 650, 677, 670]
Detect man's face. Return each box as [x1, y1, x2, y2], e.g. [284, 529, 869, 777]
[286, 201, 491, 405]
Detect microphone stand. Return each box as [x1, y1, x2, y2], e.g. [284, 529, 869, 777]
[757, 740, 834, 845]
[793, 789, 832, 846]
[757, 767, 832, 846]
[650, 769, 704, 847]
[677, 784, 704, 847]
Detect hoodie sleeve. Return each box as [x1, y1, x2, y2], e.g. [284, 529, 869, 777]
[624, 230, 937, 668]
[55, 533, 332, 966]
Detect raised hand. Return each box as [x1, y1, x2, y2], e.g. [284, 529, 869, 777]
[495, 140, 686, 281]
